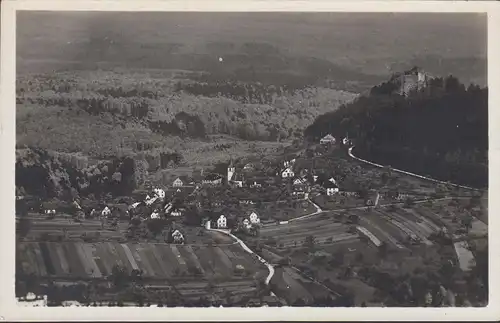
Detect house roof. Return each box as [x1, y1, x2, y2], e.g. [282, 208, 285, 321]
[321, 134, 335, 141]
[204, 173, 222, 181]
[323, 181, 339, 189]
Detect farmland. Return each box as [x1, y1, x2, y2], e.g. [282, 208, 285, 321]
[17, 241, 267, 280]
[22, 214, 234, 245]
[251, 196, 488, 306]
[16, 240, 270, 305]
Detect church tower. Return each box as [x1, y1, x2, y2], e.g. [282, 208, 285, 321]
[227, 157, 235, 183]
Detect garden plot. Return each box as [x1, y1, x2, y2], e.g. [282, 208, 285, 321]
[373, 209, 433, 245]
[356, 212, 405, 249]
[17, 242, 268, 282]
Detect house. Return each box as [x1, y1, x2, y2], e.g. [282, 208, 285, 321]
[324, 181, 339, 196]
[250, 181, 262, 188]
[202, 174, 223, 186]
[164, 202, 174, 214]
[227, 159, 236, 182]
[242, 218, 251, 229]
[172, 178, 184, 187]
[144, 195, 158, 206]
[171, 229, 185, 244]
[217, 215, 227, 228]
[150, 210, 161, 219]
[249, 212, 260, 224]
[101, 206, 111, 217]
[243, 163, 254, 171]
[283, 158, 296, 168]
[230, 172, 245, 188]
[170, 208, 183, 217]
[203, 217, 212, 229]
[293, 178, 306, 186]
[153, 188, 166, 199]
[342, 137, 353, 146]
[281, 167, 294, 178]
[320, 134, 336, 145]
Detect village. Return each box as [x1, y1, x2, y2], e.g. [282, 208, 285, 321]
[15, 133, 488, 306]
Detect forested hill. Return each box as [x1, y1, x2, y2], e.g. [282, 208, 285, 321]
[304, 72, 488, 188]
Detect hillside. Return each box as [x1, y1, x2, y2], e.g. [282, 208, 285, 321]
[304, 71, 488, 188]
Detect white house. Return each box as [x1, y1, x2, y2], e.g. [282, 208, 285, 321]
[313, 175, 319, 183]
[249, 212, 260, 224]
[242, 218, 251, 229]
[328, 177, 338, 185]
[150, 210, 161, 219]
[327, 187, 339, 196]
[153, 188, 166, 199]
[217, 215, 227, 229]
[232, 180, 243, 188]
[164, 202, 173, 213]
[283, 159, 296, 168]
[101, 206, 111, 217]
[324, 181, 339, 196]
[243, 163, 254, 171]
[293, 178, 306, 186]
[320, 134, 336, 145]
[342, 137, 353, 146]
[145, 195, 158, 206]
[281, 168, 295, 178]
[44, 209, 56, 215]
[172, 178, 183, 187]
[170, 209, 183, 217]
[227, 161, 236, 182]
[250, 181, 262, 188]
[171, 230, 185, 244]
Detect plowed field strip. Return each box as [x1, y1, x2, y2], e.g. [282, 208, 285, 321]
[62, 243, 86, 277]
[179, 246, 205, 275]
[193, 246, 216, 276]
[87, 245, 103, 278]
[150, 245, 172, 277]
[39, 242, 56, 275]
[80, 244, 100, 277]
[53, 243, 70, 275]
[157, 244, 181, 275]
[94, 243, 113, 275]
[129, 244, 149, 276]
[113, 243, 134, 273]
[142, 246, 165, 278]
[31, 243, 48, 276]
[169, 245, 187, 268]
[137, 243, 156, 277]
[359, 217, 404, 249]
[120, 244, 140, 270]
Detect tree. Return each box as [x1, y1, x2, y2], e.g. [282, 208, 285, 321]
[304, 235, 316, 248]
[110, 265, 129, 289]
[17, 217, 32, 238]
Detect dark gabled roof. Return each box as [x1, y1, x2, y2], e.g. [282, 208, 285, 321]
[323, 181, 339, 189]
[204, 173, 222, 181]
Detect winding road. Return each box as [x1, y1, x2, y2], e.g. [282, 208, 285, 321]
[348, 146, 484, 192]
[207, 228, 276, 296]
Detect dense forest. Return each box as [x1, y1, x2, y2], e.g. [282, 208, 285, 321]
[305, 72, 488, 188]
[16, 72, 356, 145]
[15, 147, 184, 200]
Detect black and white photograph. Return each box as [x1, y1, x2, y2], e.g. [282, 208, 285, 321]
[1, 0, 498, 321]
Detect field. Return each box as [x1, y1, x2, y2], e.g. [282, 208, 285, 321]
[17, 241, 268, 282]
[260, 215, 360, 249]
[22, 214, 234, 245]
[253, 195, 487, 305]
